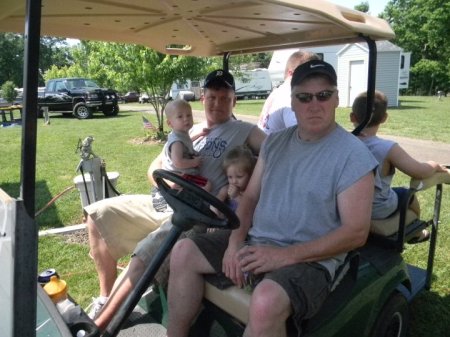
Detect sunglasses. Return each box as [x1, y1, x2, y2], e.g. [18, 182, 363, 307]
[294, 90, 336, 103]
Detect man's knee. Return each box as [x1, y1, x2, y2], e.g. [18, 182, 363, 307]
[170, 238, 198, 269]
[128, 256, 146, 279]
[250, 280, 291, 319]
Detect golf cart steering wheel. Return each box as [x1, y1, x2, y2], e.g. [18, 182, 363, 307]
[153, 169, 239, 230]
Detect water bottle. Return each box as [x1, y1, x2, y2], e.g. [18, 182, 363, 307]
[43, 275, 68, 303]
[43, 275, 80, 321]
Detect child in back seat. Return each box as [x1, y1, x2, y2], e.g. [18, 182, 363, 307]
[350, 90, 447, 242]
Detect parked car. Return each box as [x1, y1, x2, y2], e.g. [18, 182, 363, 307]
[38, 78, 119, 119]
[139, 93, 149, 103]
[121, 91, 140, 103]
[140, 93, 166, 104]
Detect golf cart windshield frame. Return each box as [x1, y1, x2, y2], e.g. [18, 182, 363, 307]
[8, 1, 394, 336]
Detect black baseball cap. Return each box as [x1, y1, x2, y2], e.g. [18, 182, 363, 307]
[203, 69, 235, 90]
[291, 60, 337, 88]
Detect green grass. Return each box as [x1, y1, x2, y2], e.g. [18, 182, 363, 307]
[2, 96, 450, 335]
[1, 110, 163, 229]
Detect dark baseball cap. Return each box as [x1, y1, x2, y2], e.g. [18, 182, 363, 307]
[203, 69, 235, 90]
[291, 60, 337, 88]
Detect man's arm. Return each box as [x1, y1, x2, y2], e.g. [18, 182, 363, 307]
[242, 172, 374, 275]
[245, 126, 266, 155]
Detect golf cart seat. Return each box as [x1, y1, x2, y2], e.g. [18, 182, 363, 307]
[203, 251, 359, 325]
[369, 168, 450, 250]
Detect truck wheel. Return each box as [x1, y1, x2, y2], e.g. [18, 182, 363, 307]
[103, 104, 119, 116]
[73, 102, 92, 119]
[370, 293, 408, 337]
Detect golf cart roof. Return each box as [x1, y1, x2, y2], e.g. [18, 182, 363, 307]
[0, 0, 394, 56]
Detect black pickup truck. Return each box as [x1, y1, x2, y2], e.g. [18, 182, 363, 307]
[38, 78, 119, 119]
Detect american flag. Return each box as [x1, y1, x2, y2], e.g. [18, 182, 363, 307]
[142, 116, 154, 130]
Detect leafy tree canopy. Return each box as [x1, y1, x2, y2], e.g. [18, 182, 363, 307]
[0, 33, 73, 87]
[381, 0, 450, 94]
[354, 1, 370, 13]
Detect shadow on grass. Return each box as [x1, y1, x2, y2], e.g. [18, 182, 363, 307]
[408, 286, 450, 337]
[39, 111, 133, 120]
[0, 179, 64, 229]
[409, 290, 450, 336]
[389, 104, 423, 111]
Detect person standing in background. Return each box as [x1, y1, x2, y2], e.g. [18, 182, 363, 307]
[257, 50, 320, 134]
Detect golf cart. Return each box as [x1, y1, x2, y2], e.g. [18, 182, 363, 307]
[1, 1, 449, 336]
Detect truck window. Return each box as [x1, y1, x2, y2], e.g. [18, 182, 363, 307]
[55, 81, 66, 92]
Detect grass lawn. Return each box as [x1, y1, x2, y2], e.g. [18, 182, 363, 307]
[1, 95, 450, 336]
[193, 95, 450, 142]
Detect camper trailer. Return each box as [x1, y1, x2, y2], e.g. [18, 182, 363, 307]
[169, 80, 202, 101]
[233, 68, 272, 99]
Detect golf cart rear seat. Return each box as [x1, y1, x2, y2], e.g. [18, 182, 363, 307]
[369, 168, 450, 251]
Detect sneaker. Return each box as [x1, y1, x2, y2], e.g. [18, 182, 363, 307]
[407, 229, 431, 244]
[86, 296, 108, 320]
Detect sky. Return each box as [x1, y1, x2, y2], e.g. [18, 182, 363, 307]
[328, 0, 390, 16]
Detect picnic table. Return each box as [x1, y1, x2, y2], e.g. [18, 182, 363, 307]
[0, 105, 22, 123]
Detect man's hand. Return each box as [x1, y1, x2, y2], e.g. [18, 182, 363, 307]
[222, 240, 246, 288]
[237, 244, 287, 275]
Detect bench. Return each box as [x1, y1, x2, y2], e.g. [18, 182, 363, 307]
[0, 105, 22, 124]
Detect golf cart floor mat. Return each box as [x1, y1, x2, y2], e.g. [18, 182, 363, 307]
[117, 306, 166, 337]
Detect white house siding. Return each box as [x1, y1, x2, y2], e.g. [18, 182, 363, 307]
[337, 42, 401, 107]
[337, 44, 368, 107]
[375, 51, 400, 107]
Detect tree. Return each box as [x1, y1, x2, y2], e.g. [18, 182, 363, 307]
[0, 33, 73, 87]
[381, 0, 450, 94]
[410, 59, 447, 95]
[354, 1, 369, 13]
[0, 34, 24, 87]
[1, 81, 18, 105]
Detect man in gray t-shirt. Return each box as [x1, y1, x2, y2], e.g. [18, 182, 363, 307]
[86, 69, 266, 330]
[167, 60, 377, 337]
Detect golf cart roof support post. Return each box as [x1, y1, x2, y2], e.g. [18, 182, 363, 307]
[20, 0, 41, 215]
[223, 52, 231, 73]
[352, 35, 377, 136]
[15, 0, 42, 336]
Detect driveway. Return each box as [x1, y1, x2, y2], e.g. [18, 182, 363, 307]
[193, 110, 450, 165]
